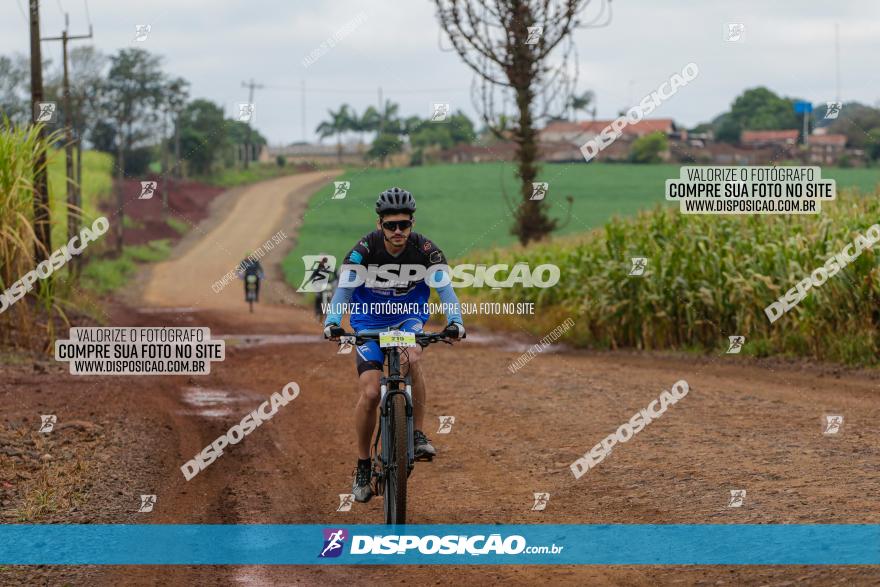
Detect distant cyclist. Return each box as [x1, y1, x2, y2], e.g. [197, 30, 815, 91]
[237, 253, 265, 302]
[323, 187, 465, 503]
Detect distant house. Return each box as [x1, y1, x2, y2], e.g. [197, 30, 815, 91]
[807, 134, 847, 165]
[437, 141, 518, 163]
[541, 118, 678, 142]
[539, 119, 680, 161]
[740, 130, 799, 147]
[266, 142, 367, 165]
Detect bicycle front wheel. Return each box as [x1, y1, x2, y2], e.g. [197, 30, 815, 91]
[384, 392, 408, 524]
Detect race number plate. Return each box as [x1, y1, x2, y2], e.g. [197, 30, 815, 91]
[379, 330, 416, 348]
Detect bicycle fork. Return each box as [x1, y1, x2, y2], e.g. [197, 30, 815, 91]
[372, 359, 415, 486]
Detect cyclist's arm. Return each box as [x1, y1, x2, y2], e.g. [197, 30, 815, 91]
[431, 269, 463, 325]
[323, 267, 356, 326]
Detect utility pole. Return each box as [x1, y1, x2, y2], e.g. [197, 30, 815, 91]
[834, 23, 841, 103]
[378, 86, 383, 133]
[43, 13, 93, 272]
[241, 78, 263, 169]
[301, 79, 306, 143]
[29, 0, 51, 264]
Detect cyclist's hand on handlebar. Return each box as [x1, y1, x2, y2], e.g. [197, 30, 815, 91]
[324, 323, 344, 340]
[443, 322, 465, 340]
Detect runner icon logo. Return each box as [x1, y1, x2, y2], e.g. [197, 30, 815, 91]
[726, 336, 745, 354]
[824, 102, 842, 119]
[823, 414, 843, 435]
[531, 492, 550, 511]
[39, 415, 57, 433]
[35, 102, 57, 123]
[133, 24, 151, 42]
[319, 528, 348, 558]
[728, 489, 746, 508]
[138, 494, 157, 513]
[629, 257, 647, 276]
[237, 103, 255, 123]
[297, 255, 337, 292]
[437, 415, 455, 434]
[139, 181, 157, 200]
[726, 23, 744, 42]
[530, 182, 548, 200]
[431, 103, 449, 122]
[338, 336, 355, 354]
[332, 181, 350, 199]
[526, 26, 543, 45]
[337, 494, 355, 512]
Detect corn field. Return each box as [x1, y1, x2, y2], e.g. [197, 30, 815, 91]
[461, 189, 880, 365]
[0, 118, 65, 348]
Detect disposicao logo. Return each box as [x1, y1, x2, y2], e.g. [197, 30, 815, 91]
[319, 528, 348, 558]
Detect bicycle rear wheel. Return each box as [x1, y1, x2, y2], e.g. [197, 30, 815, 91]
[383, 392, 408, 524]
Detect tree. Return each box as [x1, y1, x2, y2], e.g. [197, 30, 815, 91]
[435, 0, 603, 244]
[161, 76, 189, 191]
[629, 132, 667, 163]
[178, 99, 227, 175]
[408, 110, 476, 151]
[821, 102, 880, 156]
[368, 133, 403, 166]
[68, 46, 107, 224]
[316, 104, 354, 163]
[0, 54, 31, 125]
[714, 87, 801, 144]
[568, 90, 596, 121]
[101, 48, 166, 252]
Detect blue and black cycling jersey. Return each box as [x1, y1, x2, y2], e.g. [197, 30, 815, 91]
[239, 258, 264, 277]
[324, 230, 463, 331]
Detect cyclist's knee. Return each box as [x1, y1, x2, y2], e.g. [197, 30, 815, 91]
[358, 371, 381, 403]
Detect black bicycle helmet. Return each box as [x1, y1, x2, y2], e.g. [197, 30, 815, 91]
[375, 187, 416, 215]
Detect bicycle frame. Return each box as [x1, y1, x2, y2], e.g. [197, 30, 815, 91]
[332, 329, 458, 524]
[374, 346, 415, 488]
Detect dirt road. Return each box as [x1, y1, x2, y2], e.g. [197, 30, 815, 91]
[3, 170, 879, 586]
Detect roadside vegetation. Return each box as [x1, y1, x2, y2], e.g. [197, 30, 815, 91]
[459, 188, 880, 365]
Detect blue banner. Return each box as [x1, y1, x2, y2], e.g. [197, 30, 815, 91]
[1, 524, 878, 565]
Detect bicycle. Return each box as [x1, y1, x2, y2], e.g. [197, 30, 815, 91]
[245, 274, 259, 313]
[332, 328, 463, 524]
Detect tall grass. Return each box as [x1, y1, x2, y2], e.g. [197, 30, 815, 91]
[0, 118, 65, 347]
[461, 189, 880, 365]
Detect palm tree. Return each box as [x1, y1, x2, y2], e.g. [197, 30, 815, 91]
[569, 90, 596, 121]
[315, 105, 354, 163]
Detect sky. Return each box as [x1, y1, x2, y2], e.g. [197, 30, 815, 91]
[3, 0, 879, 145]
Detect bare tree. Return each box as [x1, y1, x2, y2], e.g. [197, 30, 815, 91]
[434, 0, 612, 244]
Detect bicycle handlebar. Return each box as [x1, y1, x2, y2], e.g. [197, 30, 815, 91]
[332, 330, 462, 347]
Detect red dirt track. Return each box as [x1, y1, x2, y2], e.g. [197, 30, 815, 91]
[2, 170, 879, 586]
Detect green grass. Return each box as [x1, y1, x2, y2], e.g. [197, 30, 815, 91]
[166, 216, 189, 235]
[201, 163, 307, 188]
[47, 149, 114, 249]
[80, 239, 172, 295]
[283, 162, 880, 287]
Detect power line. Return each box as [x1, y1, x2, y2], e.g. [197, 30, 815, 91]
[83, 0, 92, 29]
[262, 84, 468, 94]
[16, 0, 28, 24]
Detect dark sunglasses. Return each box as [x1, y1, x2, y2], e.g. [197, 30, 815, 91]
[381, 220, 413, 232]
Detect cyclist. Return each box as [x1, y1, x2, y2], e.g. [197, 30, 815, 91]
[237, 253, 265, 302]
[323, 187, 465, 503]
